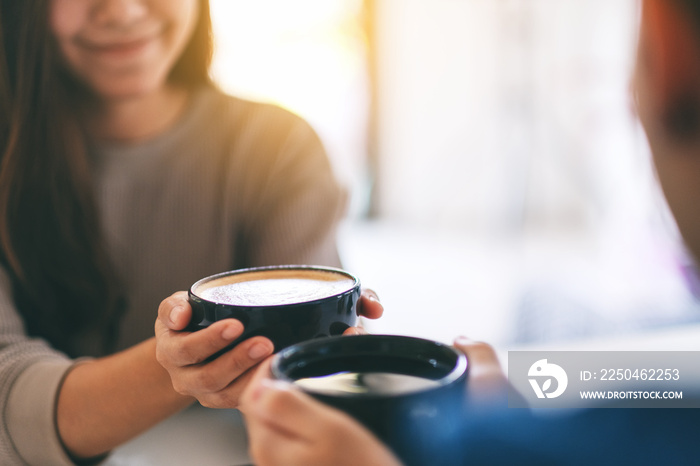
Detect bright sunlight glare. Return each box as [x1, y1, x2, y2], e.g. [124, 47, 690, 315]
[209, 0, 367, 122]
[208, 0, 371, 209]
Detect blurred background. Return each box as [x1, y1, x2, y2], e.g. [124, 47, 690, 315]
[208, 0, 700, 349]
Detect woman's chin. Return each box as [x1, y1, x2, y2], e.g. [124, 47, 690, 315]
[88, 76, 171, 104]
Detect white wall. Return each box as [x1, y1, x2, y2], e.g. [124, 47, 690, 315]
[346, 0, 700, 346]
[207, 1, 700, 346]
[372, 0, 655, 237]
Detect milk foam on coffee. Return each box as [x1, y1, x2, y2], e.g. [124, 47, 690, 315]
[197, 269, 356, 306]
[294, 371, 443, 396]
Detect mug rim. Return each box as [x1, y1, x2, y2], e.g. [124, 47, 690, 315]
[270, 334, 469, 399]
[189, 264, 360, 309]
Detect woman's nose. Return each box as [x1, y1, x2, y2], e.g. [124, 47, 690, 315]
[92, 0, 148, 27]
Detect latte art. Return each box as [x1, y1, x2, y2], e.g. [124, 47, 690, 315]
[197, 269, 356, 306]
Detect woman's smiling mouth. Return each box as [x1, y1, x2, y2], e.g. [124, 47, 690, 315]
[77, 30, 163, 64]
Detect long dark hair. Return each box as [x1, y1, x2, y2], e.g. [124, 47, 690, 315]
[0, 1, 213, 357]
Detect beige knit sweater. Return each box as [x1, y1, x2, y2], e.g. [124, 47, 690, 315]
[0, 86, 346, 465]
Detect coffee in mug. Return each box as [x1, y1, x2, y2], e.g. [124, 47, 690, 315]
[187, 265, 360, 352]
[197, 268, 356, 307]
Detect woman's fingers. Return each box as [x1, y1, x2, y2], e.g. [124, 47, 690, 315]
[169, 335, 273, 393]
[154, 292, 275, 408]
[156, 319, 245, 365]
[358, 288, 383, 319]
[156, 291, 191, 331]
[343, 326, 367, 335]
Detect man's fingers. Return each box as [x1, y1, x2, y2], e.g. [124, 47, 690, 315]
[453, 336, 504, 380]
[453, 336, 500, 362]
[245, 377, 357, 441]
[453, 336, 512, 407]
[243, 374, 403, 466]
[246, 416, 314, 466]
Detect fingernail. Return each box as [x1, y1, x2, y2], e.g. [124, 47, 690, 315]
[454, 335, 473, 345]
[248, 342, 273, 360]
[169, 306, 184, 326]
[221, 323, 241, 341]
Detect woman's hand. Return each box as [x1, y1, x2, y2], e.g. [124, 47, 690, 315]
[154, 291, 275, 409]
[240, 359, 403, 466]
[343, 288, 384, 335]
[154, 288, 384, 408]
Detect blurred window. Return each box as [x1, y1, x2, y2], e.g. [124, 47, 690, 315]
[209, 0, 371, 216]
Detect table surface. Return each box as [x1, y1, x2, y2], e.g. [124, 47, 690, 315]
[102, 323, 700, 465]
[103, 404, 252, 466]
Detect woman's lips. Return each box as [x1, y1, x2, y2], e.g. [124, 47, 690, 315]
[78, 34, 160, 61]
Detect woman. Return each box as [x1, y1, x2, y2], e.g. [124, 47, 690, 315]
[0, 1, 381, 464]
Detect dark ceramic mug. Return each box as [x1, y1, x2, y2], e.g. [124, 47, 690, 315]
[187, 265, 360, 352]
[270, 334, 469, 465]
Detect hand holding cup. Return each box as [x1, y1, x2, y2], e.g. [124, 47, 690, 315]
[154, 265, 382, 409]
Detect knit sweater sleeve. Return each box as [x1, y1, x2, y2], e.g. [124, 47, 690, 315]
[0, 266, 76, 465]
[231, 103, 348, 269]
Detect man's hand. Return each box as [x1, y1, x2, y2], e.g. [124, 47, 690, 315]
[453, 336, 523, 408]
[240, 359, 403, 466]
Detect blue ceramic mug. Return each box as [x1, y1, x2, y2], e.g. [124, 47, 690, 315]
[270, 334, 469, 465]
